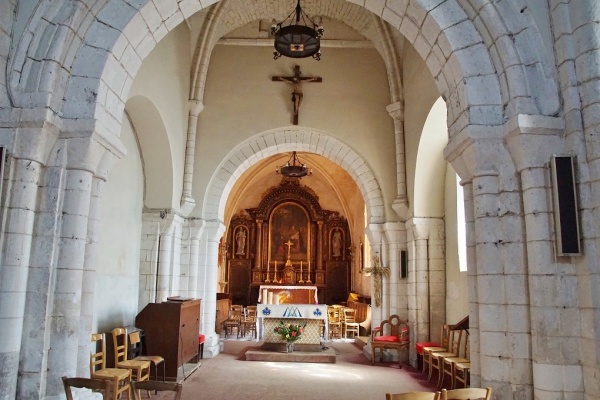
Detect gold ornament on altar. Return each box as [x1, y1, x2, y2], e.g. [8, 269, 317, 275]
[363, 255, 390, 307]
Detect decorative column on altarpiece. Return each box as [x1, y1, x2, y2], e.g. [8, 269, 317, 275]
[252, 220, 263, 283]
[315, 221, 325, 284]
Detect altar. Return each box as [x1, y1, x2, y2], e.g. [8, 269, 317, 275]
[257, 304, 327, 344]
[258, 285, 318, 305]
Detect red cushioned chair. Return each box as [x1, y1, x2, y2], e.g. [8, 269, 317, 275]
[196, 334, 205, 361]
[370, 315, 410, 366]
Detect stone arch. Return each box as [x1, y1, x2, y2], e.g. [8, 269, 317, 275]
[8, 0, 560, 144]
[202, 127, 385, 225]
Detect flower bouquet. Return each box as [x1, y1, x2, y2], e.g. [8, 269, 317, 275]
[274, 321, 306, 352]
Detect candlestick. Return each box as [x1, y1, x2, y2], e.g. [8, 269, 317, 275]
[265, 261, 270, 283]
[307, 260, 312, 283]
[299, 261, 304, 283]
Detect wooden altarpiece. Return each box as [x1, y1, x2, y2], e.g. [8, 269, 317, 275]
[225, 178, 351, 306]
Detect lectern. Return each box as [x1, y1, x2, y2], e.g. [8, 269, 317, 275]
[135, 298, 201, 381]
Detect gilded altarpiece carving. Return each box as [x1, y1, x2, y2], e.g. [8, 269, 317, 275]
[226, 178, 351, 305]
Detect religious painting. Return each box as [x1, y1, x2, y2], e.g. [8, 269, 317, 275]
[269, 202, 310, 262]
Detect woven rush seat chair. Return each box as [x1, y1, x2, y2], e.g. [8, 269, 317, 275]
[62, 376, 111, 400]
[90, 333, 132, 400]
[370, 315, 409, 366]
[386, 391, 440, 400]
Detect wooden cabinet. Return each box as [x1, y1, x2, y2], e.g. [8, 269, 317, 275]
[135, 299, 200, 381]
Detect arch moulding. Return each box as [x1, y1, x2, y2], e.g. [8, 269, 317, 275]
[202, 127, 385, 226]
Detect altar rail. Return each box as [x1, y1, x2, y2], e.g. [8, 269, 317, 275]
[347, 300, 371, 335]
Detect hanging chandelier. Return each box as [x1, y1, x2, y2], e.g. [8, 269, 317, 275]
[276, 151, 313, 178]
[271, 0, 324, 60]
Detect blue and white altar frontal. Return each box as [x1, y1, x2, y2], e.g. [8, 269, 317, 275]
[257, 304, 327, 320]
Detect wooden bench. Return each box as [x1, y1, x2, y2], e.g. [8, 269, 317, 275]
[347, 300, 371, 335]
[370, 315, 409, 366]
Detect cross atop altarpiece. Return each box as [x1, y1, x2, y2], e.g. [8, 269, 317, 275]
[272, 65, 322, 125]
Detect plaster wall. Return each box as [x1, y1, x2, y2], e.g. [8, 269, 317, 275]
[128, 22, 191, 210]
[195, 45, 395, 220]
[403, 44, 441, 219]
[94, 114, 144, 332]
[414, 97, 447, 218]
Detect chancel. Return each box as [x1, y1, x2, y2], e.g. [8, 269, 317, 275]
[2, 1, 600, 398]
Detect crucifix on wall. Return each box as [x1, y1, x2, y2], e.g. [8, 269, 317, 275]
[272, 65, 322, 125]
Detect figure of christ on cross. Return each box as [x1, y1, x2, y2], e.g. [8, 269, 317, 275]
[272, 65, 322, 125]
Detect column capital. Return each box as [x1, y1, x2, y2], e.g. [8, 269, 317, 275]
[203, 220, 226, 241]
[383, 222, 404, 244]
[366, 223, 384, 245]
[504, 114, 564, 172]
[189, 100, 204, 116]
[189, 218, 205, 240]
[386, 101, 404, 120]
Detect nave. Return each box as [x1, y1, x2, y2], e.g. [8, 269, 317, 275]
[169, 339, 437, 400]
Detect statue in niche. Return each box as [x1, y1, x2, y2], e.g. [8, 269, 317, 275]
[236, 229, 246, 255]
[332, 230, 342, 258]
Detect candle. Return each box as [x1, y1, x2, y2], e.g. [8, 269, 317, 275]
[300, 261, 303, 272]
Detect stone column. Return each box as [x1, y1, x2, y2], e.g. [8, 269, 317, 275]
[138, 212, 164, 306]
[77, 176, 104, 377]
[408, 219, 432, 344]
[384, 222, 405, 318]
[199, 220, 226, 358]
[0, 158, 42, 399]
[18, 163, 65, 398]
[180, 101, 203, 215]
[45, 167, 94, 396]
[387, 102, 409, 220]
[156, 214, 176, 302]
[505, 115, 566, 398]
[188, 219, 204, 297]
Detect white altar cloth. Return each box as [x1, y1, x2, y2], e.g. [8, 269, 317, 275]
[258, 285, 318, 304]
[257, 304, 328, 342]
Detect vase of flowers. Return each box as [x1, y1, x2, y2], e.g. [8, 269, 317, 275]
[274, 321, 306, 352]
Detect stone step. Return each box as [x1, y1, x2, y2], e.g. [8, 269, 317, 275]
[245, 343, 336, 363]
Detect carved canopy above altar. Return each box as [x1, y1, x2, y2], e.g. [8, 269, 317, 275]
[225, 178, 351, 306]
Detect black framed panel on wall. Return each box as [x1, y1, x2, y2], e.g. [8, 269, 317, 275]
[550, 155, 581, 256]
[0, 147, 5, 208]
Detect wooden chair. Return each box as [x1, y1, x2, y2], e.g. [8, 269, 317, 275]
[242, 307, 257, 338]
[223, 306, 243, 338]
[386, 391, 440, 400]
[440, 387, 492, 400]
[128, 330, 165, 382]
[327, 306, 342, 339]
[451, 362, 470, 389]
[421, 324, 450, 375]
[439, 335, 469, 389]
[425, 329, 462, 383]
[132, 381, 183, 400]
[62, 376, 111, 400]
[342, 307, 360, 339]
[370, 315, 410, 366]
[90, 333, 132, 400]
[112, 328, 151, 398]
